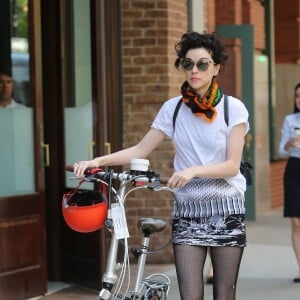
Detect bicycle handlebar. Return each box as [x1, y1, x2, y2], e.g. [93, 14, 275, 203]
[65, 165, 162, 187]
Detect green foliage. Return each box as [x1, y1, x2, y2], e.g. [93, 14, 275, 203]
[11, 0, 28, 38]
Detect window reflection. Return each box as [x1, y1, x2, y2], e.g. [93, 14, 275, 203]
[64, 0, 94, 188]
[0, 0, 34, 196]
[11, 39, 30, 107]
[0, 0, 30, 108]
[11, 0, 30, 107]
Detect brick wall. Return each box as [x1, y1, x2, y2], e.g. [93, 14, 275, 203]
[242, 0, 265, 52]
[275, 0, 300, 63]
[213, 0, 265, 97]
[270, 160, 286, 209]
[206, 0, 215, 32]
[121, 0, 188, 263]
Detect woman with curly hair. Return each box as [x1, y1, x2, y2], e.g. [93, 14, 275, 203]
[74, 31, 249, 300]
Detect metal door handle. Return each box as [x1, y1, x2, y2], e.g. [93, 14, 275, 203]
[105, 142, 111, 155]
[41, 142, 50, 167]
[88, 142, 96, 160]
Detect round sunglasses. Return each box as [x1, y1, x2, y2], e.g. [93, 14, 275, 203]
[180, 58, 215, 71]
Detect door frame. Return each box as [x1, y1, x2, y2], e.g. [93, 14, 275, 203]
[0, 0, 47, 298]
[216, 24, 255, 220]
[41, 0, 123, 287]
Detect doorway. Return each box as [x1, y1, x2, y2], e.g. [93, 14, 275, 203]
[0, 0, 47, 299]
[41, 0, 122, 291]
[0, 0, 122, 298]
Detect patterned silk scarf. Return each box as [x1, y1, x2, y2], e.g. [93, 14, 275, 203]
[181, 80, 223, 123]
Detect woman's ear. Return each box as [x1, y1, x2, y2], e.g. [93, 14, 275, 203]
[213, 64, 221, 77]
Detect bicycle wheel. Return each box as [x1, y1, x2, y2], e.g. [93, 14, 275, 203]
[142, 288, 166, 300]
[141, 293, 160, 300]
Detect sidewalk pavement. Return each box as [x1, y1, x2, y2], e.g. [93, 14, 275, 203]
[44, 208, 300, 299]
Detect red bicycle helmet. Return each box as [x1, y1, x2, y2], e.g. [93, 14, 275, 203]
[62, 189, 107, 233]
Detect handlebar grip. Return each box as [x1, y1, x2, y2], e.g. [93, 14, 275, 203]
[85, 167, 103, 175]
[65, 165, 103, 177]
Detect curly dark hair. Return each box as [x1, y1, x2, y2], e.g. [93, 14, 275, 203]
[174, 31, 228, 70]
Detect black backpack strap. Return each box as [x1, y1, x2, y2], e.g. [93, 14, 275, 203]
[223, 94, 229, 126]
[173, 98, 183, 130]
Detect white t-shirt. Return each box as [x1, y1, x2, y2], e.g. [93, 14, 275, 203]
[278, 112, 300, 158]
[1, 99, 26, 108]
[151, 95, 249, 194]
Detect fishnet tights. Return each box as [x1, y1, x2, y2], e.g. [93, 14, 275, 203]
[173, 245, 244, 300]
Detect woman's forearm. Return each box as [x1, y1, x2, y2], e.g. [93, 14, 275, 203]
[93, 128, 165, 167]
[92, 145, 147, 167]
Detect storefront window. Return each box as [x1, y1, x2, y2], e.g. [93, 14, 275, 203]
[0, 0, 34, 196]
[64, 0, 94, 189]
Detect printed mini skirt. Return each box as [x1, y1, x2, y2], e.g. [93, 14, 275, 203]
[172, 214, 246, 247]
[172, 177, 246, 247]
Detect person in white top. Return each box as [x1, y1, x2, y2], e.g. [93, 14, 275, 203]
[0, 71, 26, 108]
[73, 32, 249, 300]
[279, 82, 300, 283]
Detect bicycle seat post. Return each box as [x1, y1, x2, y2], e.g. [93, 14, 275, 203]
[133, 218, 167, 295]
[133, 233, 150, 295]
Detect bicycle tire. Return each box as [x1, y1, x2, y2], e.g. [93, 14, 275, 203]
[141, 292, 161, 300]
[143, 287, 169, 300]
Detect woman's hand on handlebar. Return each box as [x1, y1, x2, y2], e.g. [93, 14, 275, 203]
[167, 168, 194, 188]
[73, 159, 98, 177]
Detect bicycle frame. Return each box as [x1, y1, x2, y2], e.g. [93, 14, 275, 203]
[81, 169, 171, 300]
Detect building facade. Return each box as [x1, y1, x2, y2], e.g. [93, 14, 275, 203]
[0, 0, 300, 298]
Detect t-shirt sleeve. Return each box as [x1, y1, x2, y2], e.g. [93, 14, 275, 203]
[151, 97, 179, 138]
[278, 116, 290, 158]
[227, 97, 250, 135]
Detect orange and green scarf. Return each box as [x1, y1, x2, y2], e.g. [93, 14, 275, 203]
[181, 80, 222, 123]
